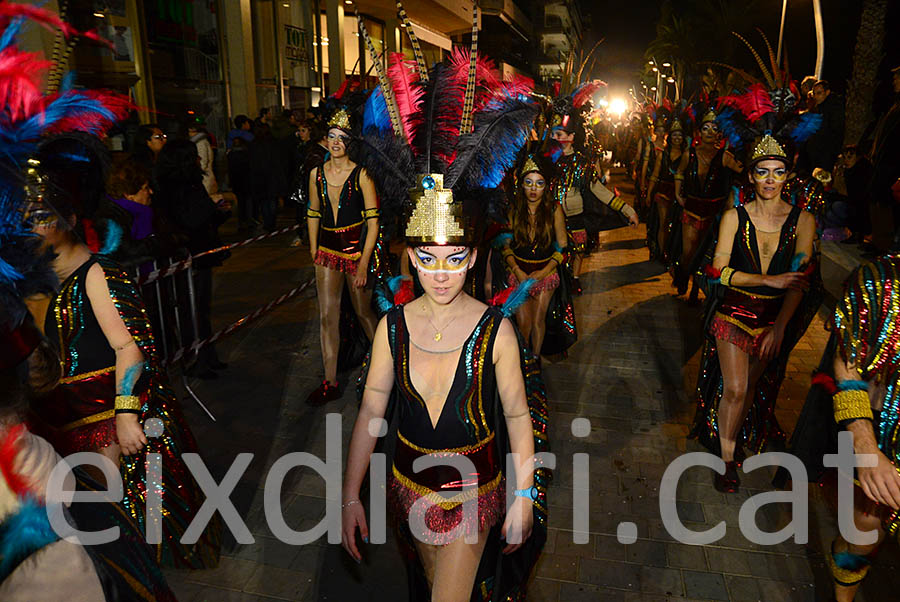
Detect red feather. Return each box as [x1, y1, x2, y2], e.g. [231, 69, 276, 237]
[0, 47, 49, 122]
[333, 78, 358, 100]
[49, 89, 135, 135]
[497, 74, 534, 101]
[572, 80, 607, 109]
[720, 83, 774, 122]
[394, 279, 415, 306]
[0, 3, 112, 49]
[0, 424, 32, 497]
[811, 372, 837, 395]
[551, 81, 561, 97]
[703, 265, 722, 279]
[488, 286, 514, 307]
[387, 53, 424, 144]
[82, 218, 100, 253]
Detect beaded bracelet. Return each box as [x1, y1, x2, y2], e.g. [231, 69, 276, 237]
[833, 380, 872, 424]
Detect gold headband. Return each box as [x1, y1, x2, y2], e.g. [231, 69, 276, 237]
[701, 108, 716, 124]
[405, 174, 468, 245]
[24, 158, 47, 204]
[750, 133, 788, 163]
[669, 119, 683, 133]
[550, 113, 563, 128]
[327, 108, 351, 131]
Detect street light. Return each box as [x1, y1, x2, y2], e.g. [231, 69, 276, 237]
[662, 62, 671, 68]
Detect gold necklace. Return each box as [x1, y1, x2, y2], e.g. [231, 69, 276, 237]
[423, 306, 460, 342]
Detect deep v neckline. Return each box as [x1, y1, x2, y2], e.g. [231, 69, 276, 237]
[401, 306, 490, 431]
[322, 165, 355, 222]
[745, 206, 796, 275]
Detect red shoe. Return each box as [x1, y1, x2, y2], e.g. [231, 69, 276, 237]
[714, 461, 740, 493]
[306, 380, 341, 406]
[572, 278, 583, 295]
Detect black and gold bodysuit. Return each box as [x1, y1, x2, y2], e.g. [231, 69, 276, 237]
[386, 305, 506, 545]
[311, 165, 377, 273]
[682, 147, 732, 231]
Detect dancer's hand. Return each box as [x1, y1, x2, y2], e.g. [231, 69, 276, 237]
[353, 266, 368, 288]
[513, 267, 528, 284]
[758, 326, 785, 361]
[501, 496, 533, 554]
[117, 414, 147, 456]
[765, 272, 808, 291]
[341, 500, 368, 562]
[858, 450, 900, 510]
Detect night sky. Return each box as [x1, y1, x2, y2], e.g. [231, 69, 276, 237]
[578, 1, 900, 109]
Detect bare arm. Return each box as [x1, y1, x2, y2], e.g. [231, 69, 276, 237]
[307, 168, 320, 258]
[647, 148, 663, 200]
[85, 263, 147, 456]
[772, 211, 815, 331]
[711, 207, 738, 273]
[674, 150, 689, 203]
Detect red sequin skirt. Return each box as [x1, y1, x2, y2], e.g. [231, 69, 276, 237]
[682, 195, 725, 231]
[389, 431, 505, 545]
[709, 287, 785, 356]
[315, 221, 363, 274]
[653, 181, 675, 208]
[29, 367, 118, 455]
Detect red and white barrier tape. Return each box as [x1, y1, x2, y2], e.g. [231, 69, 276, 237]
[138, 224, 301, 286]
[164, 277, 315, 367]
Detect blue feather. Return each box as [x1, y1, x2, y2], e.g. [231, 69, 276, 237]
[491, 232, 513, 249]
[731, 185, 742, 208]
[0, 17, 25, 53]
[375, 286, 393, 314]
[552, 241, 564, 253]
[0, 256, 23, 283]
[386, 275, 408, 294]
[501, 278, 535, 317]
[715, 108, 744, 148]
[0, 498, 60, 581]
[790, 252, 807, 272]
[836, 379, 869, 392]
[100, 220, 122, 255]
[833, 550, 871, 572]
[788, 112, 822, 143]
[59, 71, 77, 93]
[363, 87, 391, 135]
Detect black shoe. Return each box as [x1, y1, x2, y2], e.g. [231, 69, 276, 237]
[714, 461, 740, 493]
[306, 380, 341, 406]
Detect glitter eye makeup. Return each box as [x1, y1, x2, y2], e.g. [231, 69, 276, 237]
[523, 178, 545, 188]
[752, 168, 787, 182]
[414, 249, 470, 273]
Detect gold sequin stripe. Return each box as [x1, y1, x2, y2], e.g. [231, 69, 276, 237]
[827, 541, 871, 586]
[362, 207, 380, 219]
[608, 195, 625, 213]
[317, 246, 362, 260]
[719, 267, 735, 287]
[833, 389, 873, 423]
[392, 465, 503, 510]
[322, 220, 364, 232]
[307, 207, 323, 218]
[713, 312, 774, 337]
[61, 410, 116, 433]
[725, 285, 784, 300]
[512, 256, 550, 265]
[59, 366, 115, 384]
[398, 431, 494, 455]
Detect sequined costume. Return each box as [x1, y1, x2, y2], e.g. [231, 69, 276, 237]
[646, 147, 681, 262]
[681, 146, 732, 232]
[311, 165, 378, 274]
[553, 151, 629, 252]
[30, 255, 221, 569]
[370, 293, 550, 602]
[689, 198, 823, 455]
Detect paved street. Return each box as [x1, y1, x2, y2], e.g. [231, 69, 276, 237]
[161, 171, 900, 601]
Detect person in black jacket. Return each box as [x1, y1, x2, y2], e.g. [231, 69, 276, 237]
[249, 124, 287, 232]
[155, 140, 232, 378]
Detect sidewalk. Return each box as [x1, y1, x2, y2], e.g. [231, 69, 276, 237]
[160, 177, 898, 601]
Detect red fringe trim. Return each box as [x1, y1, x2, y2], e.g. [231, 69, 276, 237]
[57, 418, 117, 457]
[314, 249, 358, 275]
[388, 477, 505, 545]
[506, 272, 559, 295]
[82, 218, 100, 253]
[709, 315, 762, 356]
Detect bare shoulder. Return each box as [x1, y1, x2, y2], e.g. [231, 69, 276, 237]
[797, 209, 815, 228]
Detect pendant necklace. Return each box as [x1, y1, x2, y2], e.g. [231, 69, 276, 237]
[424, 307, 459, 342]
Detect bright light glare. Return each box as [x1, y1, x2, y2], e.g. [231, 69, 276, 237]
[598, 98, 609, 107]
[609, 98, 627, 116]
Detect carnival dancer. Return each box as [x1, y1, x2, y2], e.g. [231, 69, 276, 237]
[673, 97, 743, 301]
[546, 90, 639, 294]
[0, 3, 221, 571]
[688, 83, 823, 493]
[646, 109, 689, 264]
[781, 253, 900, 601]
[341, 6, 549, 599]
[500, 153, 574, 357]
[306, 96, 381, 405]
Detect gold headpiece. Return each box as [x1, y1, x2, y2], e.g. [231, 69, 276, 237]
[327, 107, 351, 131]
[750, 133, 788, 163]
[24, 158, 47, 204]
[550, 113, 564, 129]
[405, 174, 468, 245]
[669, 119, 683, 133]
[520, 155, 540, 177]
[701, 108, 716, 124]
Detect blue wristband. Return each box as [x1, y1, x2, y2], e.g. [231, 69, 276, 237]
[514, 486, 539, 501]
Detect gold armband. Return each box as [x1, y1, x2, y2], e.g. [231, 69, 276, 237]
[719, 267, 735, 286]
[115, 395, 142, 413]
[501, 247, 514, 258]
[609, 195, 625, 213]
[673, 174, 685, 181]
[306, 207, 322, 219]
[362, 207, 380, 220]
[551, 251, 564, 265]
[833, 389, 873, 424]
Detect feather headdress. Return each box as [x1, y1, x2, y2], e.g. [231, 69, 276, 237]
[0, 3, 129, 370]
[357, 1, 537, 244]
